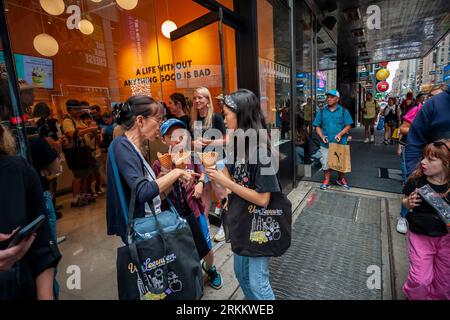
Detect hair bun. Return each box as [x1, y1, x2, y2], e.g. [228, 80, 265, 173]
[112, 103, 133, 125]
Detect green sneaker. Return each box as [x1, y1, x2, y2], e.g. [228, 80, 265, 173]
[202, 261, 223, 289]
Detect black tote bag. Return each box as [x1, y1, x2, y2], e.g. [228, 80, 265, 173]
[226, 190, 292, 257]
[109, 143, 203, 300]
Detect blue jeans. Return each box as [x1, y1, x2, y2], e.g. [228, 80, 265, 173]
[233, 254, 275, 300]
[296, 146, 305, 165]
[400, 146, 409, 218]
[43, 191, 60, 299]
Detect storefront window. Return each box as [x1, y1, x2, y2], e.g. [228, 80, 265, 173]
[257, 0, 293, 191]
[3, 0, 235, 119]
[316, 27, 337, 109]
[2, 0, 236, 190]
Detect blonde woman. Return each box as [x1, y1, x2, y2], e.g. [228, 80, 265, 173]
[190, 87, 227, 223]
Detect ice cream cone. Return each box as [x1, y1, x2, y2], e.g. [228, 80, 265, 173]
[172, 151, 191, 169]
[157, 152, 172, 169]
[198, 151, 218, 169]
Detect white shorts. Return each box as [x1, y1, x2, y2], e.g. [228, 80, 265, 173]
[320, 146, 329, 171]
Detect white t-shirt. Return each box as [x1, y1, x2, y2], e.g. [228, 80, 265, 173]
[129, 141, 162, 216]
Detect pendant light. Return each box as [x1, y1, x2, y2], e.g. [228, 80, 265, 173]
[161, 0, 176, 39]
[39, 0, 65, 16]
[33, 33, 59, 57]
[34, 5, 59, 56]
[161, 20, 177, 39]
[78, 0, 94, 35]
[116, 0, 138, 10]
[79, 19, 94, 35]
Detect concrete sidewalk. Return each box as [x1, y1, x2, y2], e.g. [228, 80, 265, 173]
[202, 181, 408, 300]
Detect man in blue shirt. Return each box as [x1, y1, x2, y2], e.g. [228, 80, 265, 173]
[313, 89, 354, 190]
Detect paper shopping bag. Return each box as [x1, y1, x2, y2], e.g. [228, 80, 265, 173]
[327, 143, 352, 173]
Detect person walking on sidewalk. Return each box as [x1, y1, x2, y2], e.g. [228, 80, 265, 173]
[362, 92, 379, 143]
[383, 97, 401, 145]
[312, 89, 354, 190]
[402, 140, 450, 300]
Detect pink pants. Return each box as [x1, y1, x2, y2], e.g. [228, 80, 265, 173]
[403, 231, 450, 300]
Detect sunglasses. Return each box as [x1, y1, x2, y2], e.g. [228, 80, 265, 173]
[433, 141, 450, 152]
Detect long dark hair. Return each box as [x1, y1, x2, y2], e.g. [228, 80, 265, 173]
[114, 95, 160, 131]
[170, 93, 190, 115]
[225, 89, 271, 163]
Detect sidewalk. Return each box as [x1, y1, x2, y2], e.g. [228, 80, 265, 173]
[202, 181, 409, 300]
[55, 181, 408, 300]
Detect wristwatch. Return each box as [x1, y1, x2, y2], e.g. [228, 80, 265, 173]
[198, 179, 205, 186]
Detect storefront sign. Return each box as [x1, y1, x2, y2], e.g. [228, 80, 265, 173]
[124, 60, 213, 86]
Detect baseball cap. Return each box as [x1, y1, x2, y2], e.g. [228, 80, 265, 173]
[160, 118, 187, 137]
[325, 89, 340, 97]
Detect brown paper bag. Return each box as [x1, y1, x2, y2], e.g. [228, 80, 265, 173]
[327, 143, 351, 173]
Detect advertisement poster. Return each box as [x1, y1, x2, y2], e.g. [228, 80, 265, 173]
[0, 51, 53, 89]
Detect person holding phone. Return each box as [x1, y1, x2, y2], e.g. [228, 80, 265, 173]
[0, 124, 61, 300]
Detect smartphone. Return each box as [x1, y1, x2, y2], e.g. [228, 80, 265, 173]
[7, 214, 47, 248]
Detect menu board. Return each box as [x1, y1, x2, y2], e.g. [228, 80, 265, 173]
[0, 51, 54, 89]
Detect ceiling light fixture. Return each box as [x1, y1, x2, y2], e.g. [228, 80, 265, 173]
[161, 20, 177, 39]
[116, 0, 138, 10]
[40, 0, 65, 16]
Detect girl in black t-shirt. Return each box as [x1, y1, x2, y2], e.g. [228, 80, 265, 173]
[402, 140, 450, 300]
[205, 89, 280, 300]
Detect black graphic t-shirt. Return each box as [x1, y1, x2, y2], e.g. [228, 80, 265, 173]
[226, 150, 280, 194]
[403, 176, 449, 237]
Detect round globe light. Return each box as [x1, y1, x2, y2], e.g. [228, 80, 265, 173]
[116, 0, 138, 10]
[33, 33, 59, 57]
[40, 0, 65, 16]
[79, 19, 94, 35]
[161, 20, 177, 39]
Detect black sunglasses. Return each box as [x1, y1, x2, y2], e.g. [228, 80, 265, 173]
[433, 141, 450, 152]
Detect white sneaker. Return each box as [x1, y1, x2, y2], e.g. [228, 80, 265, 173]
[364, 138, 369, 144]
[213, 225, 225, 242]
[370, 136, 375, 143]
[396, 217, 408, 234]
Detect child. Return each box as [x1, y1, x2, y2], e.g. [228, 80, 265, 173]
[152, 118, 223, 290]
[205, 89, 281, 300]
[402, 139, 450, 300]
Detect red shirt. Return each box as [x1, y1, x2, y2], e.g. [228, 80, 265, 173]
[152, 160, 205, 218]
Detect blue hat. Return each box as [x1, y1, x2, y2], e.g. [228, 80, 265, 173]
[160, 118, 187, 137]
[325, 89, 340, 97]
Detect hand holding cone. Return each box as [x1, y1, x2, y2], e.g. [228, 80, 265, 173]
[198, 151, 218, 169]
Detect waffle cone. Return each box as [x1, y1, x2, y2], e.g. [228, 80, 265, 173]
[157, 152, 172, 169]
[172, 151, 191, 169]
[198, 152, 218, 168]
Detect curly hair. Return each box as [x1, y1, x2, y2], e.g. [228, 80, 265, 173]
[0, 124, 17, 155]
